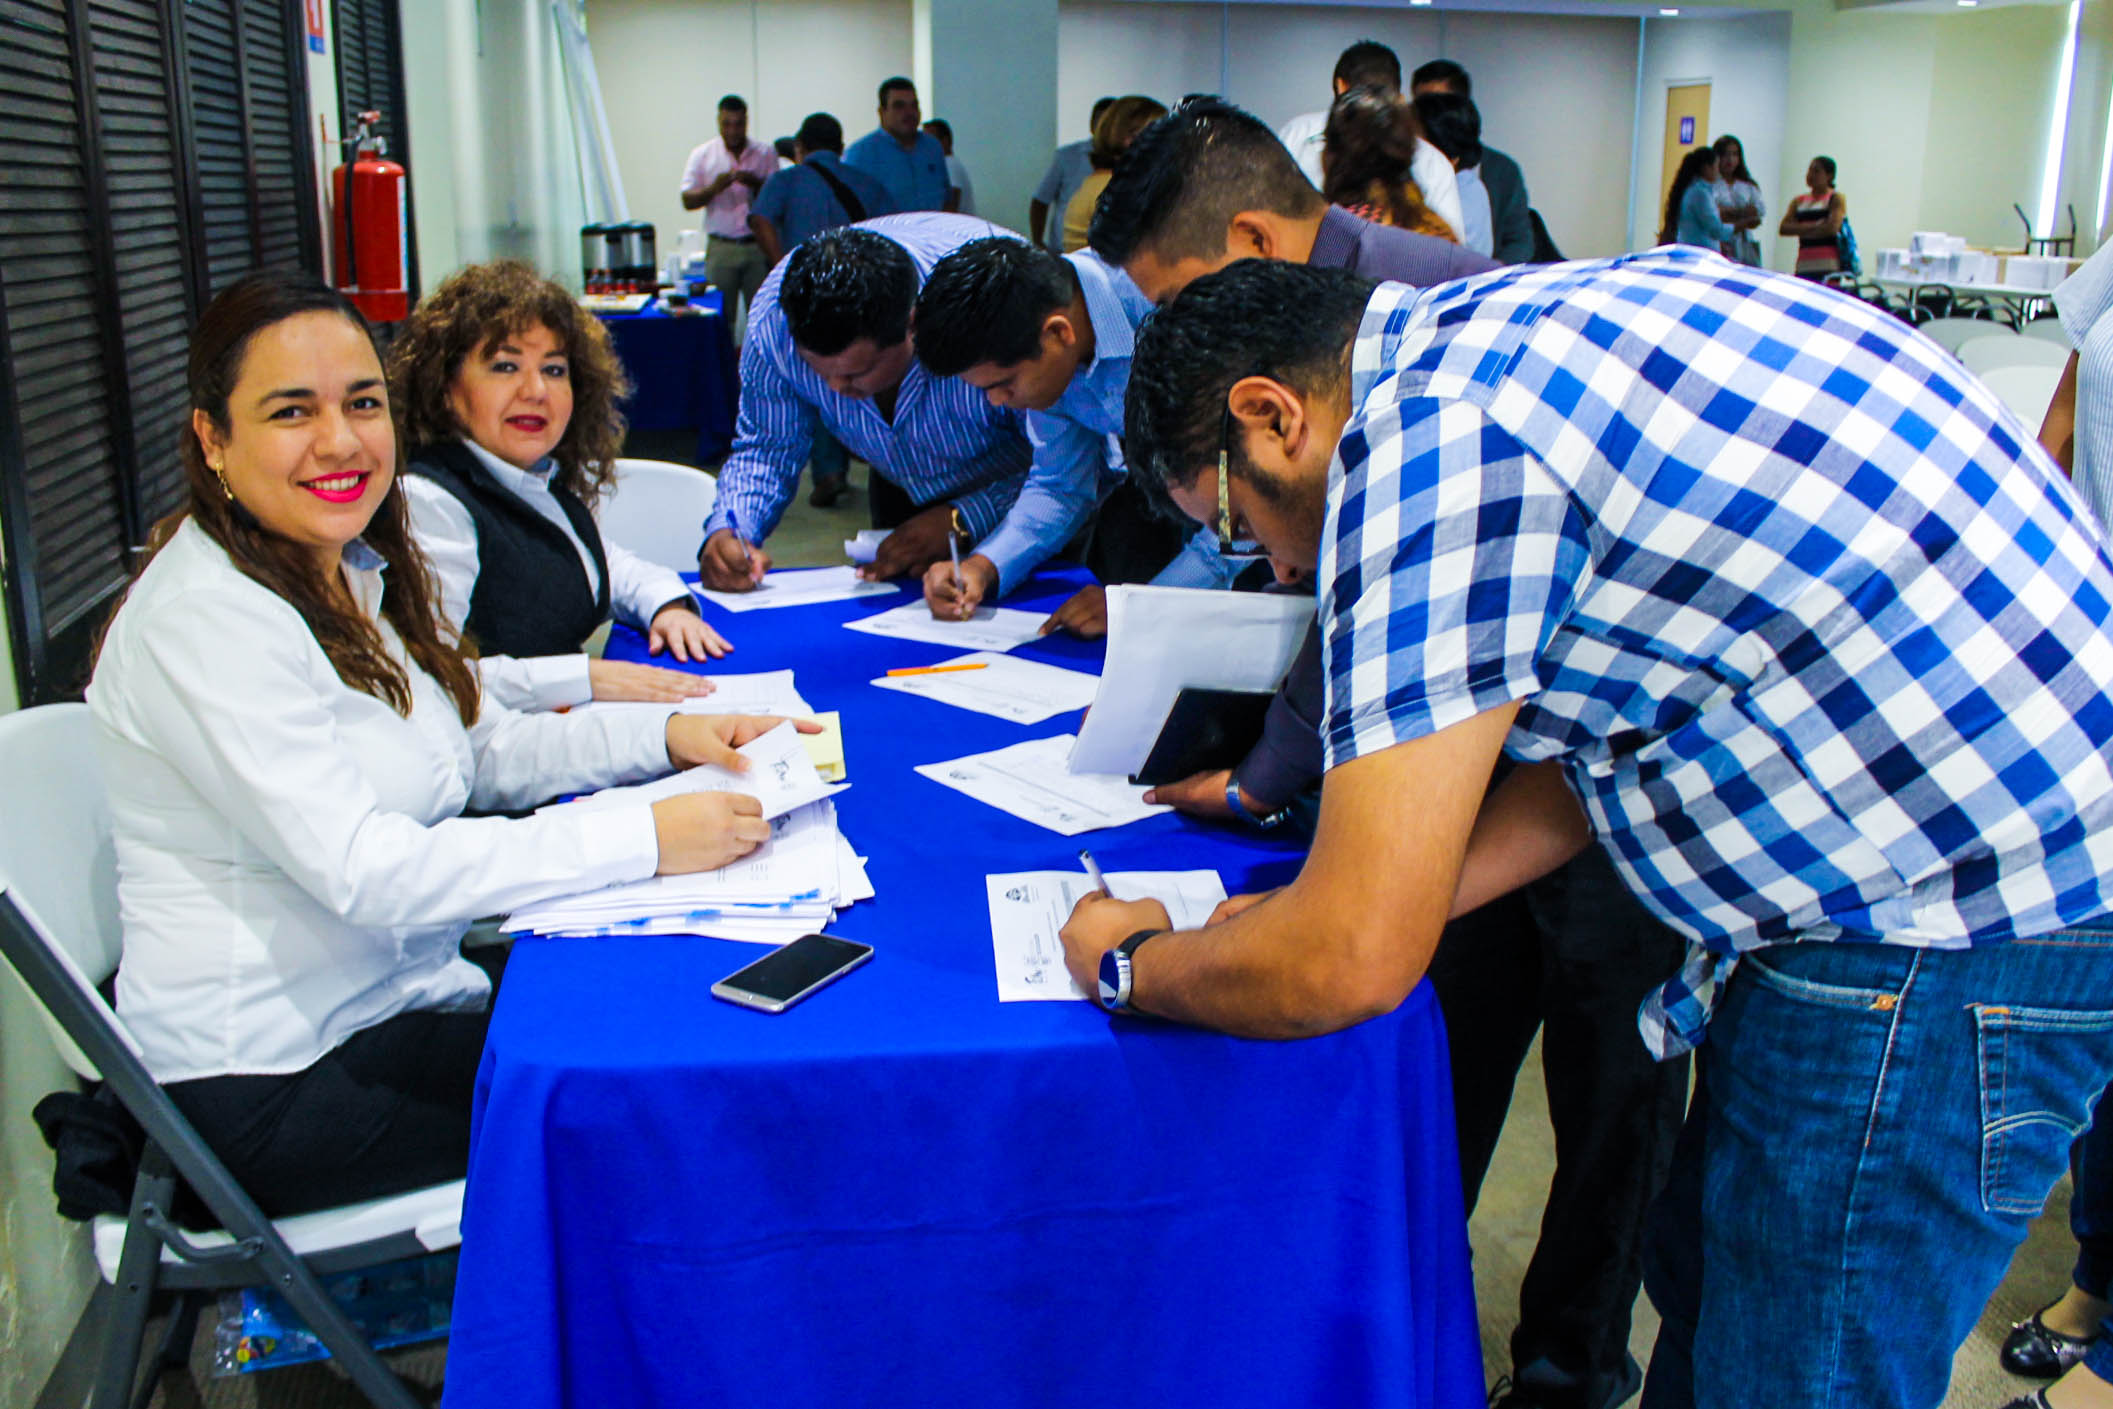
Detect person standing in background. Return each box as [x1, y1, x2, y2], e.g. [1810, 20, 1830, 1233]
[1061, 96, 1168, 252]
[1661, 147, 1730, 252]
[922, 119, 975, 216]
[1409, 59, 1535, 266]
[1709, 134, 1765, 267]
[1031, 97, 1115, 253]
[1280, 40, 1466, 244]
[1320, 86, 1457, 242]
[1413, 90, 1493, 257]
[680, 94, 777, 343]
[1779, 155, 1846, 280]
[846, 77, 955, 213]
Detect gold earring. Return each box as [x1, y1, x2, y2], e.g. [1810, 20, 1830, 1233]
[211, 460, 232, 500]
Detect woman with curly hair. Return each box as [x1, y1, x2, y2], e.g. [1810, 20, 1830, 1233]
[90, 272, 795, 1213]
[1321, 86, 1458, 243]
[391, 258, 730, 711]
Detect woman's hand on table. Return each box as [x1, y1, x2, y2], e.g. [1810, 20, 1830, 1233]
[1040, 584, 1107, 638]
[652, 792, 771, 873]
[590, 659, 718, 702]
[1059, 893, 1174, 998]
[1206, 889, 1280, 926]
[648, 603, 732, 661]
[664, 713, 824, 771]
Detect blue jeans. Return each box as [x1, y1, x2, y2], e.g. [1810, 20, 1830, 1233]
[1639, 928, 2113, 1409]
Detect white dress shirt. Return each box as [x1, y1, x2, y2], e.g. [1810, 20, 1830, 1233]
[1454, 165, 1494, 256]
[89, 521, 674, 1082]
[403, 439, 693, 712]
[1278, 110, 1466, 244]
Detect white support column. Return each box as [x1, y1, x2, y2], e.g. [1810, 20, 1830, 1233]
[917, 0, 1059, 237]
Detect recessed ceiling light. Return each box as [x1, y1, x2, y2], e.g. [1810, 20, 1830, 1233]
[1409, 1, 1433, 7]
[1659, 7, 1680, 14]
[1956, 1, 1978, 7]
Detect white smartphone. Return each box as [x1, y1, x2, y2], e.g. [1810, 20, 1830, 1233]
[710, 933, 874, 1013]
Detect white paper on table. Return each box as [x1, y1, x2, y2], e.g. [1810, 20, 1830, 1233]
[870, 652, 1100, 724]
[695, 566, 895, 613]
[842, 601, 1049, 654]
[1068, 585, 1313, 777]
[986, 869, 1227, 1001]
[542, 721, 844, 821]
[843, 528, 888, 565]
[567, 670, 814, 722]
[914, 734, 1170, 836]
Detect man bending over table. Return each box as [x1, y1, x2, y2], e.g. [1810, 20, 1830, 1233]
[698, 213, 1031, 589]
[1059, 252, 2113, 1409]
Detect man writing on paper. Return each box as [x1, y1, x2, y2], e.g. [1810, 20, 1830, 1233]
[1059, 253, 2113, 1409]
[909, 236, 1170, 620]
[697, 214, 1033, 590]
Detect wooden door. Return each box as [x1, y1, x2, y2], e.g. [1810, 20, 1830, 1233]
[1660, 82, 1712, 225]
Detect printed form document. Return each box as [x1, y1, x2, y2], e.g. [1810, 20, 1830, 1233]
[985, 869, 1228, 1001]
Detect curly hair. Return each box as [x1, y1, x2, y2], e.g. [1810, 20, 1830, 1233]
[387, 258, 632, 502]
[113, 272, 481, 726]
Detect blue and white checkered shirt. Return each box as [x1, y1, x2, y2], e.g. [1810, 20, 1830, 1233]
[704, 213, 1033, 547]
[1324, 248, 2113, 1057]
[976, 250, 1157, 595]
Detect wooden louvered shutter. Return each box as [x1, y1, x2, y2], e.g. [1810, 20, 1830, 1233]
[332, 0, 414, 301]
[183, 0, 321, 295]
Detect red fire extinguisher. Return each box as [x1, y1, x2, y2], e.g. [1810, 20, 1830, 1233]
[331, 111, 409, 323]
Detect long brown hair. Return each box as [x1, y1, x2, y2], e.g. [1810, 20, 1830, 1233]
[1321, 86, 1456, 242]
[386, 258, 631, 502]
[1659, 146, 1720, 245]
[118, 272, 481, 725]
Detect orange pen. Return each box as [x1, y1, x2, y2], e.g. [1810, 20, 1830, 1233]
[884, 662, 991, 677]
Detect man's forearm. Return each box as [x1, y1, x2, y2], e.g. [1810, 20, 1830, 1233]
[1448, 759, 1592, 917]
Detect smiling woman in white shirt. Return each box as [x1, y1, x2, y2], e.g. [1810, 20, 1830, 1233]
[390, 258, 731, 714]
[90, 272, 800, 1216]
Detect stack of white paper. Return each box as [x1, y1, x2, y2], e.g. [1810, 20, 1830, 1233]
[915, 734, 1169, 835]
[506, 723, 871, 944]
[695, 566, 894, 613]
[986, 869, 1228, 1001]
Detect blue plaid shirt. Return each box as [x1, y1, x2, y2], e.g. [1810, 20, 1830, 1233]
[704, 213, 1032, 546]
[1324, 248, 2113, 1057]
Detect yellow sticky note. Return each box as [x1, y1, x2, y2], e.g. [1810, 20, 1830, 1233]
[801, 711, 847, 782]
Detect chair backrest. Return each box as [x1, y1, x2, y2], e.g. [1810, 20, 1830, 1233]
[2020, 317, 2073, 348]
[1917, 316, 2010, 354]
[0, 703, 130, 1079]
[599, 459, 718, 575]
[1959, 333, 2072, 375]
[1980, 364, 2063, 430]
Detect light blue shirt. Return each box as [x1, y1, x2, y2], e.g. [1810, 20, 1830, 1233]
[844, 128, 952, 213]
[1455, 165, 1494, 258]
[1032, 141, 1095, 254]
[750, 152, 898, 252]
[1674, 181, 1731, 250]
[974, 250, 1157, 595]
[704, 213, 1032, 549]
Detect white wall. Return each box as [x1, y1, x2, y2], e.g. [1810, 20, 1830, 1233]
[925, 0, 1060, 231]
[401, 0, 589, 288]
[585, 0, 916, 264]
[1057, 1, 1639, 257]
[1631, 12, 1790, 265]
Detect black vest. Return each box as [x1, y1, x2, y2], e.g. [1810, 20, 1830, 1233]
[407, 441, 612, 659]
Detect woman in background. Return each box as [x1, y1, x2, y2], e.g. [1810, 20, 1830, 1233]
[92, 273, 794, 1215]
[1412, 89, 1490, 256]
[1660, 146, 1730, 252]
[1061, 95, 1168, 251]
[1710, 133, 1766, 267]
[392, 259, 729, 714]
[1779, 155, 1847, 280]
[1321, 86, 1457, 241]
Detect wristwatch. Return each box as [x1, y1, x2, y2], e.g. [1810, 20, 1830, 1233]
[1097, 929, 1161, 1015]
[1224, 776, 1285, 830]
[949, 505, 971, 546]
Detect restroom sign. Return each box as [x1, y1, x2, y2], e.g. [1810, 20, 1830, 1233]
[1679, 116, 1694, 144]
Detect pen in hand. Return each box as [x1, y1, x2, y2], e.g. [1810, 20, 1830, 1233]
[727, 508, 761, 586]
[1079, 848, 1112, 899]
[948, 531, 968, 620]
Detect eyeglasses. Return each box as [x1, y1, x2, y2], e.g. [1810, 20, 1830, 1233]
[1214, 403, 1236, 554]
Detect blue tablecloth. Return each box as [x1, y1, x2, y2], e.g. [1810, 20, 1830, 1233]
[599, 291, 739, 463]
[443, 568, 1482, 1409]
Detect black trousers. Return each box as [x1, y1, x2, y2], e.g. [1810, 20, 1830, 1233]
[1427, 847, 1691, 1407]
[869, 468, 918, 530]
[1082, 477, 1192, 586]
[164, 949, 504, 1219]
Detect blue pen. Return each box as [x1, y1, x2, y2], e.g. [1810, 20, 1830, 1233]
[726, 506, 759, 583]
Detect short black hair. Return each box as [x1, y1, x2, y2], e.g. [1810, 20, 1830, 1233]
[1124, 260, 1373, 513]
[879, 76, 916, 107]
[779, 228, 918, 356]
[922, 118, 953, 145]
[1813, 154, 1838, 181]
[1414, 91, 1482, 169]
[1091, 95, 1118, 124]
[913, 237, 1075, 377]
[1410, 59, 1471, 95]
[774, 135, 797, 161]
[796, 112, 844, 154]
[718, 94, 748, 114]
[1088, 99, 1323, 269]
[1334, 40, 1401, 92]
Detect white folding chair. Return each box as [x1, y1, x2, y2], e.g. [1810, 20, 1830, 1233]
[2021, 317, 2073, 347]
[1917, 316, 2012, 355]
[1980, 365, 2064, 430]
[600, 457, 719, 574]
[1959, 334, 2073, 375]
[0, 704, 458, 1409]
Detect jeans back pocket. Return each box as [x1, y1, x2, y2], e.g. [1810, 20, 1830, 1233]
[1974, 1003, 2113, 1217]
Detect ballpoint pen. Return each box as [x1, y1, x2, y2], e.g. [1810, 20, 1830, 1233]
[948, 530, 967, 619]
[727, 507, 758, 583]
[1078, 849, 1112, 898]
